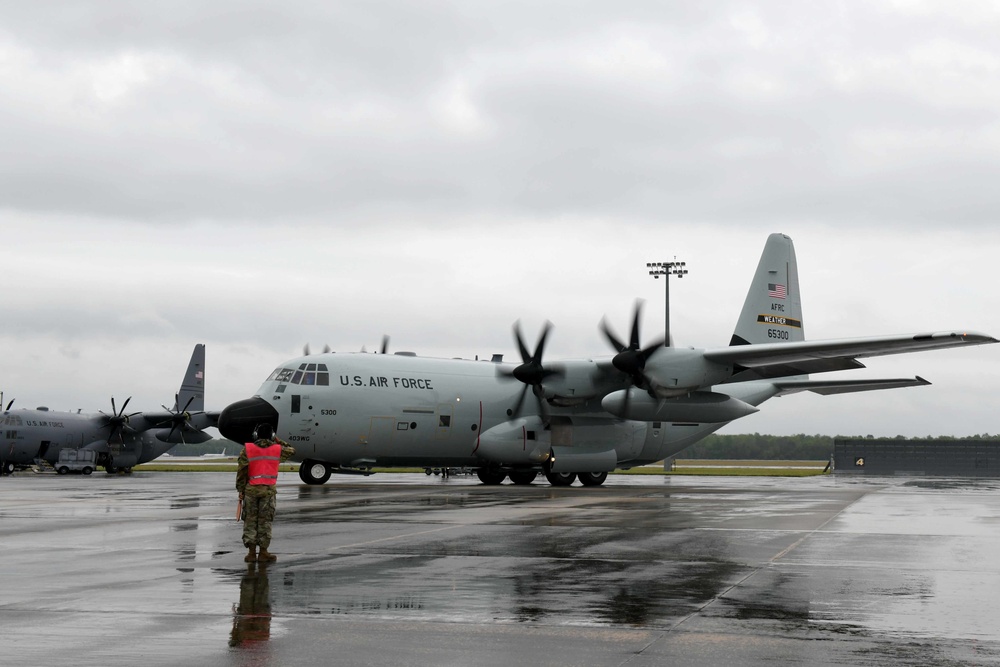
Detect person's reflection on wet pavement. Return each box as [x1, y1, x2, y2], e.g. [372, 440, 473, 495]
[229, 563, 272, 649]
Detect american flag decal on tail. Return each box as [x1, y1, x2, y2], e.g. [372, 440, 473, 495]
[768, 283, 786, 299]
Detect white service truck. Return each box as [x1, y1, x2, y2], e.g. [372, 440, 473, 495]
[55, 449, 97, 475]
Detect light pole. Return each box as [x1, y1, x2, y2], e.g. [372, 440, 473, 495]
[646, 259, 688, 347]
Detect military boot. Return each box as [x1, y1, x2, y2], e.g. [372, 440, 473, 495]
[245, 546, 257, 562]
[258, 548, 277, 562]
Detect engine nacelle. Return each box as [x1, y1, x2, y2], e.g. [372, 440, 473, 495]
[642, 347, 732, 397]
[602, 389, 758, 423]
[536, 359, 605, 404]
[152, 428, 213, 444]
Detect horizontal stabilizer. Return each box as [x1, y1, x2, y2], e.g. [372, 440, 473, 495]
[772, 376, 931, 396]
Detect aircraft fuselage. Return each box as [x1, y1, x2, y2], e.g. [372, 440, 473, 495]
[220, 352, 770, 478]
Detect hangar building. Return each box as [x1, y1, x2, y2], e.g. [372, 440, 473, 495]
[834, 438, 1000, 477]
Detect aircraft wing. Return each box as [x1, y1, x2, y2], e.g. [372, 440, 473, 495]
[772, 376, 931, 396]
[704, 331, 998, 382]
[141, 410, 220, 430]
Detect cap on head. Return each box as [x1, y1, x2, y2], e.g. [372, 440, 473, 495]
[253, 423, 274, 441]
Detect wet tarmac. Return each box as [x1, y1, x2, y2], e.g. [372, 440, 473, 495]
[2, 472, 999, 666]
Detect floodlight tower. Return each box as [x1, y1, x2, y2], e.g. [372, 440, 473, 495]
[646, 259, 688, 347]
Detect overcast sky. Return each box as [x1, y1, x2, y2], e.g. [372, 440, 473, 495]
[2, 1, 999, 438]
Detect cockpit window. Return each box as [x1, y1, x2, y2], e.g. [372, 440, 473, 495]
[270, 368, 295, 383]
[267, 365, 329, 385]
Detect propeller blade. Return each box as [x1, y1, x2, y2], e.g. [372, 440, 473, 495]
[510, 384, 529, 418]
[513, 321, 532, 364]
[304, 343, 311, 356]
[322, 344, 331, 353]
[600, 317, 627, 354]
[629, 302, 643, 350]
[4, 399, 13, 410]
[503, 321, 558, 420]
[380, 335, 390, 355]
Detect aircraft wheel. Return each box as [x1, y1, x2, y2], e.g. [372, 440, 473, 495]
[105, 464, 118, 474]
[545, 471, 577, 487]
[57, 466, 69, 475]
[476, 467, 506, 485]
[578, 471, 608, 487]
[299, 459, 332, 485]
[508, 470, 538, 485]
[1, 460, 13, 475]
[82, 467, 94, 476]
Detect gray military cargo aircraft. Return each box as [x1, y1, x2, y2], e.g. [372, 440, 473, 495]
[1, 344, 218, 475]
[217, 234, 997, 487]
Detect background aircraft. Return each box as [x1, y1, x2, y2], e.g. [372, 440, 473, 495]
[217, 234, 997, 486]
[1, 344, 218, 475]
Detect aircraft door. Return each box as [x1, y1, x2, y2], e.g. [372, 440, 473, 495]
[289, 394, 315, 440]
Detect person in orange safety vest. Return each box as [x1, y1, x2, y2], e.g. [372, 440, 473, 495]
[236, 423, 295, 562]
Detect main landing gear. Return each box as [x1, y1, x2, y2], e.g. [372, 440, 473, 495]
[299, 459, 332, 485]
[543, 471, 608, 486]
[476, 468, 609, 487]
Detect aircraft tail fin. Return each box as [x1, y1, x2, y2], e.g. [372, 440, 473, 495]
[730, 233, 805, 346]
[175, 344, 206, 412]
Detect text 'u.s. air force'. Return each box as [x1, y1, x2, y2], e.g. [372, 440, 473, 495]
[340, 376, 434, 390]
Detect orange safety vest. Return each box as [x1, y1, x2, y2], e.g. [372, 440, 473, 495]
[246, 442, 281, 485]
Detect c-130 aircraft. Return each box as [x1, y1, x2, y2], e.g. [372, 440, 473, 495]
[217, 234, 997, 487]
[1, 344, 218, 475]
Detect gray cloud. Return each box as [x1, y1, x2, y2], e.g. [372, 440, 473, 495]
[0, 2, 997, 225]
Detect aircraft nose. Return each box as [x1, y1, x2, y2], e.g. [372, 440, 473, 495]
[218, 397, 280, 444]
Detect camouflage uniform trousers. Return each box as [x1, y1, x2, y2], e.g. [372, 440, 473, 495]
[242, 484, 278, 549]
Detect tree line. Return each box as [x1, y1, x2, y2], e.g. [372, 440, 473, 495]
[680, 433, 1000, 460]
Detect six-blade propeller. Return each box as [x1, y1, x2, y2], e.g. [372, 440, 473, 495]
[600, 300, 664, 391]
[98, 396, 141, 444]
[499, 320, 561, 420]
